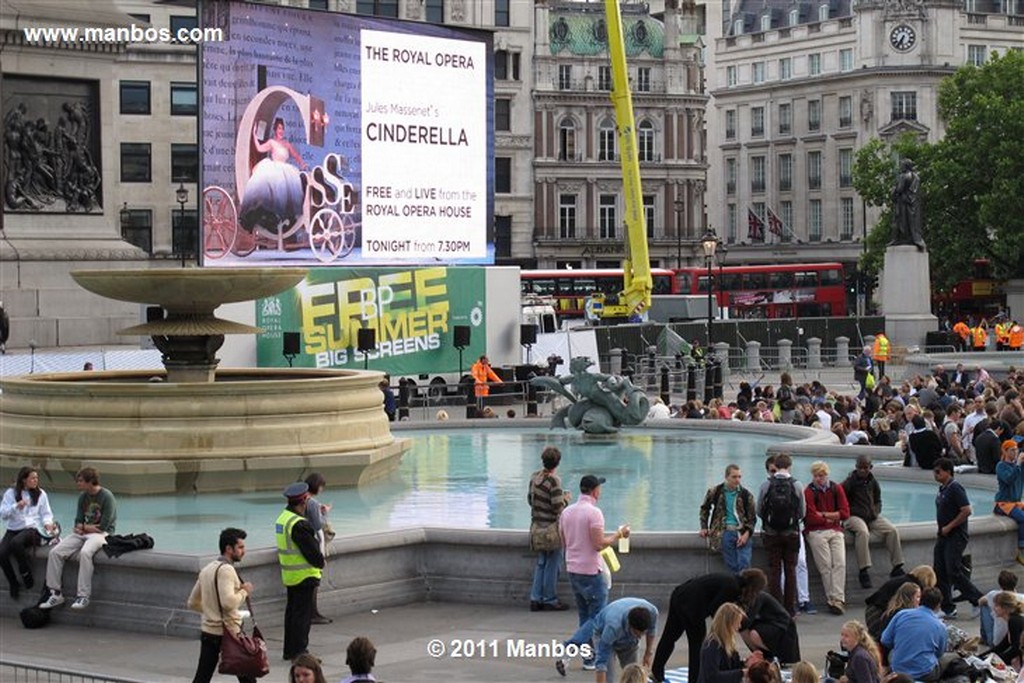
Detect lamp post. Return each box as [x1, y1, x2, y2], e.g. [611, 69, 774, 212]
[700, 228, 718, 348]
[718, 241, 728, 320]
[673, 198, 685, 268]
[175, 180, 189, 268]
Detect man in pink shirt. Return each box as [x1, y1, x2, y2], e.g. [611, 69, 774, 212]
[558, 474, 629, 673]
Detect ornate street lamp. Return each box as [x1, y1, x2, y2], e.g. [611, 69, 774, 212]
[700, 228, 718, 348]
[175, 180, 189, 268]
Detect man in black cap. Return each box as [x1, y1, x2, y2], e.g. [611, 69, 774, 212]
[276, 481, 325, 661]
[556, 474, 629, 673]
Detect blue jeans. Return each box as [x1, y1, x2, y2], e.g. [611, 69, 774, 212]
[721, 530, 753, 574]
[995, 505, 1024, 547]
[567, 571, 607, 664]
[981, 604, 995, 645]
[530, 548, 563, 604]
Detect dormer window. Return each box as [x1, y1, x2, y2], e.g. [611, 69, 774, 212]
[761, 13, 771, 31]
[734, 18, 744, 35]
[819, 3, 830, 21]
[789, 8, 799, 26]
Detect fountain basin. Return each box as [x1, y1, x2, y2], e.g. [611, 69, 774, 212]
[0, 368, 409, 494]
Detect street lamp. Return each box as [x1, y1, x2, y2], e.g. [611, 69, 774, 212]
[175, 180, 189, 268]
[700, 228, 718, 348]
[673, 198, 685, 269]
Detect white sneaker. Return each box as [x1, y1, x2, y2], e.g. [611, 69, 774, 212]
[581, 662, 597, 671]
[39, 593, 65, 609]
[70, 596, 90, 610]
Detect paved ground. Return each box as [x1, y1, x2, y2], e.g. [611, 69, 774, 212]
[0, 592, 987, 682]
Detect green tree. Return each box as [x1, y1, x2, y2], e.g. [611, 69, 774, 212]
[853, 50, 1024, 289]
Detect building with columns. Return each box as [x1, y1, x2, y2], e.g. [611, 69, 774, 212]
[704, 0, 1024, 277]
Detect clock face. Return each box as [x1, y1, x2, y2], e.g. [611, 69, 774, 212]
[890, 24, 916, 52]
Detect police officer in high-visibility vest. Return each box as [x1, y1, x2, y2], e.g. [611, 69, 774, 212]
[872, 332, 890, 379]
[277, 482, 325, 662]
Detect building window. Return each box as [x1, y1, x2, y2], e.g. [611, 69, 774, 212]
[598, 66, 612, 91]
[558, 65, 572, 90]
[759, 14, 770, 31]
[121, 209, 152, 254]
[726, 65, 737, 87]
[840, 48, 854, 72]
[839, 148, 853, 187]
[495, 0, 509, 26]
[559, 193, 576, 239]
[356, 0, 399, 17]
[558, 119, 577, 161]
[808, 99, 821, 131]
[309, 0, 328, 8]
[172, 209, 198, 258]
[170, 15, 197, 36]
[495, 50, 520, 81]
[726, 157, 737, 196]
[120, 143, 151, 182]
[780, 201, 793, 242]
[779, 153, 793, 192]
[637, 120, 655, 162]
[171, 143, 198, 183]
[727, 203, 737, 243]
[598, 119, 616, 161]
[494, 215, 512, 258]
[809, 53, 822, 75]
[495, 157, 511, 193]
[425, 0, 444, 23]
[599, 194, 617, 239]
[751, 106, 765, 137]
[751, 155, 766, 193]
[839, 95, 852, 128]
[807, 150, 822, 190]
[779, 102, 792, 135]
[495, 98, 511, 132]
[818, 3, 830, 21]
[636, 67, 651, 92]
[779, 57, 792, 80]
[725, 109, 736, 139]
[128, 13, 150, 22]
[734, 18, 744, 35]
[789, 8, 800, 25]
[809, 199, 822, 241]
[643, 195, 655, 239]
[968, 44, 987, 66]
[752, 61, 765, 83]
[840, 197, 855, 240]
[891, 91, 917, 120]
[120, 81, 150, 115]
[170, 82, 197, 116]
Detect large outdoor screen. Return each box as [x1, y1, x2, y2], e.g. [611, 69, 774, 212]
[199, 0, 493, 267]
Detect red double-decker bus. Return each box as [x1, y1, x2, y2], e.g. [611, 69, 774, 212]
[674, 262, 847, 319]
[520, 268, 676, 318]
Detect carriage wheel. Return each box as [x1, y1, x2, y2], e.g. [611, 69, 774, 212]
[309, 209, 357, 263]
[202, 187, 238, 259]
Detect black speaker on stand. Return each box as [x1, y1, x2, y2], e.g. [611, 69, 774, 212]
[453, 325, 471, 377]
[357, 328, 376, 370]
[520, 324, 537, 364]
[283, 332, 300, 367]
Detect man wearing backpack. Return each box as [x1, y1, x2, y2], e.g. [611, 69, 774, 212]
[757, 453, 806, 617]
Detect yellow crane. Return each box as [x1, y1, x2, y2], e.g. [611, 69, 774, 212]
[587, 0, 653, 322]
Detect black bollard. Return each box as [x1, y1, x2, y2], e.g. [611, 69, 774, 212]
[686, 364, 697, 402]
[704, 364, 714, 403]
[713, 361, 723, 399]
[398, 378, 410, 421]
[526, 377, 538, 417]
[660, 365, 670, 406]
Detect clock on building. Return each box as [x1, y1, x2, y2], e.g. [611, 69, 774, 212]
[889, 24, 916, 51]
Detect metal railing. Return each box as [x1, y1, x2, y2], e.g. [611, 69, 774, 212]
[0, 660, 148, 683]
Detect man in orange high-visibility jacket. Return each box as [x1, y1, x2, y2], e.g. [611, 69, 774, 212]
[972, 324, 989, 351]
[1009, 322, 1024, 351]
[471, 355, 503, 402]
[872, 332, 890, 379]
[995, 321, 1011, 351]
[953, 321, 970, 352]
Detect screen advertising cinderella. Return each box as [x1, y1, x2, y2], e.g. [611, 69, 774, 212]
[199, 0, 494, 267]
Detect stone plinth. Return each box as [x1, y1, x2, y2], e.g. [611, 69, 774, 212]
[0, 368, 409, 494]
[881, 245, 938, 348]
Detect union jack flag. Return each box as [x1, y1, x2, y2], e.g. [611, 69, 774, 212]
[747, 208, 765, 241]
[766, 206, 785, 237]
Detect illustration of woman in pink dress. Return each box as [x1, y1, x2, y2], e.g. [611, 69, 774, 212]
[239, 117, 308, 233]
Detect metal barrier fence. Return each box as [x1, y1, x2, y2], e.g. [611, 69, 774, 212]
[0, 660, 148, 683]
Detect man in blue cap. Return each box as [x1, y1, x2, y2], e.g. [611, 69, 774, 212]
[277, 482, 325, 661]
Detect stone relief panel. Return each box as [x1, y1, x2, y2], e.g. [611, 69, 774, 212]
[2, 76, 102, 213]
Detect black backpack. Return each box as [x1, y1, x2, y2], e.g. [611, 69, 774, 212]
[20, 606, 51, 629]
[762, 477, 801, 532]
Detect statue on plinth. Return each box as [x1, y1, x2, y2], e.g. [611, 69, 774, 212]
[890, 159, 925, 251]
[531, 356, 649, 434]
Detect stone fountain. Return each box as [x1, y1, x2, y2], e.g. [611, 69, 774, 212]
[0, 268, 409, 494]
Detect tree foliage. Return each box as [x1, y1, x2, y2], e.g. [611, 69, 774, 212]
[852, 50, 1024, 289]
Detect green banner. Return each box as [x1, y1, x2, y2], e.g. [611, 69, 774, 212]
[256, 267, 486, 374]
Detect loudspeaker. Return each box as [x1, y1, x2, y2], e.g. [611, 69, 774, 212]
[283, 332, 300, 356]
[357, 328, 377, 352]
[520, 324, 537, 346]
[454, 325, 471, 348]
[146, 306, 164, 322]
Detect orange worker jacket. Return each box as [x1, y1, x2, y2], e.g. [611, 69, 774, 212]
[1010, 324, 1024, 350]
[972, 326, 988, 348]
[953, 322, 970, 341]
[471, 361, 502, 397]
[872, 335, 890, 362]
[995, 322, 1010, 344]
